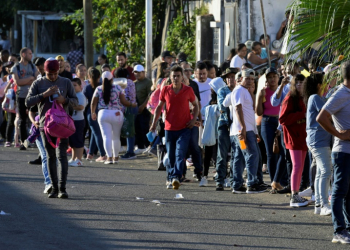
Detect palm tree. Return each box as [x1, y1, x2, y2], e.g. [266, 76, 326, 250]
[284, 0, 350, 70]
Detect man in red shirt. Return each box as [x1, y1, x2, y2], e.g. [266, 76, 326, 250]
[150, 66, 199, 190]
[111, 52, 136, 81]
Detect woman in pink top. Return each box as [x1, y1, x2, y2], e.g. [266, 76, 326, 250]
[256, 68, 285, 192]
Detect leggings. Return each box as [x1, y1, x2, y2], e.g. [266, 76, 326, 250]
[98, 109, 124, 158]
[290, 149, 307, 192]
[6, 112, 16, 142]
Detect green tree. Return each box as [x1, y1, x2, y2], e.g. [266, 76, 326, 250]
[64, 0, 166, 65]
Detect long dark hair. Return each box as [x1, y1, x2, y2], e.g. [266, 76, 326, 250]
[303, 73, 323, 106]
[102, 78, 112, 105]
[88, 67, 101, 89]
[288, 74, 305, 112]
[157, 62, 169, 79]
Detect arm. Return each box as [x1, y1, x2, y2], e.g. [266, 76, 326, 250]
[187, 100, 199, 128]
[276, 20, 287, 40]
[256, 88, 266, 116]
[91, 97, 99, 120]
[73, 105, 85, 111]
[316, 109, 350, 141]
[270, 78, 289, 107]
[13, 72, 35, 86]
[150, 100, 165, 131]
[235, 104, 246, 141]
[4, 80, 12, 94]
[25, 81, 56, 107]
[247, 53, 268, 65]
[58, 80, 78, 107]
[120, 93, 137, 107]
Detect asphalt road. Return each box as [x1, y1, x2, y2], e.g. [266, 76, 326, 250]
[0, 144, 348, 250]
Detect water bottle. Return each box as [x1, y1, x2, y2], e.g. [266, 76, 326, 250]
[238, 130, 246, 150]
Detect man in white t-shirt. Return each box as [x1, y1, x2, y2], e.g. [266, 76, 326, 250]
[193, 62, 212, 112]
[223, 69, 267, 194]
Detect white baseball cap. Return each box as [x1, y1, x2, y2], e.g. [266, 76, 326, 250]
[102, 71, 113, 80]
[133, 64, 145, 72]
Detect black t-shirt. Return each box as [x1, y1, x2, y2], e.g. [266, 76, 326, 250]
[59, 70, 73, 80]
[189, 79, 201, 102]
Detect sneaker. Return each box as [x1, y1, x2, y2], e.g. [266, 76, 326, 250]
[320, 204, 332, 216]
[4, 142, 11, 147]
[216, 184, 224, 191]
[43, 184, 53, 194]
[172, 178, 180, 190]
[120, 152, 137, 160]
[113, 158, 118, 164]
[134, 148, 146, 155]
[142, 146, 151, 155]
[186, 158, 193, 167]
[232, 185, 247, 194]
[299, 187, 313, 197]
[258, 182, 271, 188]
[314, 205, 321, 215]
[104, 160, 113, 165]
[68, 158, 75, 164]
[70, 159, 83, 167]
[58, 189, 69, 199]
[192, 174, 197, 178]
[246, 184, 267, 194]
[19, 144, 26, 150]
[262, 164, 268, 173]
[332, 230, 350, 244]
[199, 176, 208, 187]
[28, 158, 42, 165]
[48, 189, 58, 198]
[309, 194, 315, 204]
[166, 181, 172, 189]
[277, 185, 291, 194]
[96, 156, 107, 162]
[290, 194, 309, 207]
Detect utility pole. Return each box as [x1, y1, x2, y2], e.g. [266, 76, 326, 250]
[260, 0, 271, 67]
[145, 0, 152, 79]
[84, 0, 94, 67]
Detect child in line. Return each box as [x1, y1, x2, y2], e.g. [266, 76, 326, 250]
[69, 78, 87, 167]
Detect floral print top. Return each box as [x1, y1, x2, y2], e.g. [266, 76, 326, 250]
[93, 84, 123, 110]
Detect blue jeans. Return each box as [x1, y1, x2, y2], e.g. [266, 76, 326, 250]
[309, 147, 332, 206]
[230, 131, 260, 188]
[35, 135, 51, 185]
[261, 116, 285, 184]
[126, 107, 138, 154]
[331, 152, 350, 234]
[188, 126, 203, 175]
[87, 113, 106, 157]
[215, 125, 231, 185]
[165, 128, 191, 181]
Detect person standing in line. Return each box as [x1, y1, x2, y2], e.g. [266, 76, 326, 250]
[56, 55, 73, 80]
[91, 71, 137, 164]
[68, 78, 87, 167]
[11, 47, 38, 150]
[26, 58, 78, 199]
[279, 76, 309, 207]
[215, 67, 238, 191]
[67, 43, 84, 74]
[317, 61, 350, 244]
[150, 66, 198, 190]
[133, 65, 153, 154]
[84, 67, 106, 162]
[111, 52, 136, 81]
[223, 69, 267, 194]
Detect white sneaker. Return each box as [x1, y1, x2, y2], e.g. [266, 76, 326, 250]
[142, 147, 151, 154]
[104, 160, 113, 165]
[68, 158, 74, 164]
[290, 194, 309, 207]
[314, 206, 321, 215]
[320, 204, 332, 216]
[43, 184, 52, 194]
[199, 176, 208, 187]
[166, 181, 172, 189]
[134, 148, 146, 155]
[70, 159, 83, 167]
[299, 187, 313, 197]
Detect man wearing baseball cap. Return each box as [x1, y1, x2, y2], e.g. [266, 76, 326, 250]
[215, 67, 239, 191]
[26, 58, 78, 199]
[223, 68, 267, 194]
[56, 55, 73, 80]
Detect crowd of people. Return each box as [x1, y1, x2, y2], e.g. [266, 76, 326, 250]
[1, 20, 350, 244]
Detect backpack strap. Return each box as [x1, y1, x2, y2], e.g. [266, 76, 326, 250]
[44, 125, 60, 149]
[16, 64, 21, 78]
[29, 62, 35, 77]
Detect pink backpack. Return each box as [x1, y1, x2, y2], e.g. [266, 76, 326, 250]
[44, 100, 76, 148]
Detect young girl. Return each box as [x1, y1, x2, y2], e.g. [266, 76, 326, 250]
[279, 74, 308, 207]
[76, 64, 88, 89]
[69, 78, 87, 167]
[304, 74, 332, 215]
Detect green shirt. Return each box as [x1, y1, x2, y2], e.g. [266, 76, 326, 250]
[134, 77, 152, 105]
